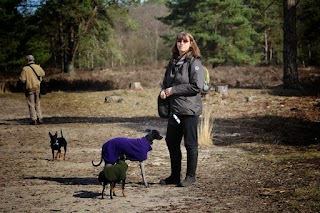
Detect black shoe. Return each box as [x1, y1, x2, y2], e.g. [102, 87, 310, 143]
[160, 176, 180, 185]
[29, 120, 37, 125]
[177, 176, 196, 187]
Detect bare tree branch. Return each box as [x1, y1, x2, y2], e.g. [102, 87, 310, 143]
[261, 0, 277, 15]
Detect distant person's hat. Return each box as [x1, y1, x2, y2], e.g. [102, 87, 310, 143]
[26, 55, 35, 62]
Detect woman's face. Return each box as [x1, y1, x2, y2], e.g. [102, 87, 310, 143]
[176, 36, 191, 56]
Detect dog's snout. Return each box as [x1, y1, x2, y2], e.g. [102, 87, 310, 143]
[152, 130, 163, 140]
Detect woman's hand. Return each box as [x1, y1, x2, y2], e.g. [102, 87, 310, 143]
[160, 87, 173, 99]
[160, 90, 167, 99]
[165, 87, 173, 97]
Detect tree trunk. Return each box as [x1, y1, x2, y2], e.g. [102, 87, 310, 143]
[58, 19, 65, 73]
[264, 31, 268, 64]
[67, 6, 97, 74]
[283, 0, 300, 89]
[67, 23, 75, 74]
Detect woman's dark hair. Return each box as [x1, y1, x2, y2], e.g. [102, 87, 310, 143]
[171, 32, 202, 60]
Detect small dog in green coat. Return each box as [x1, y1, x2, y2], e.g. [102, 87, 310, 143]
[98, 157, 128, 199]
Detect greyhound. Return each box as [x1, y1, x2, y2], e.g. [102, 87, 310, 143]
[92, 129, 163, 186]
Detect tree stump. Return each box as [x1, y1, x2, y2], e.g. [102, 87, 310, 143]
[129, 82, 143, 90]
[215, 85, 229, 96]
[105, 95, 123, 103]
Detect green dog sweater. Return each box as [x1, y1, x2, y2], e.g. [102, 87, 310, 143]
[103, 160, 128, 182]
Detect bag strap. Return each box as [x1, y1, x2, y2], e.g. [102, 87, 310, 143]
[188, 57, 196, 82]
[28, 64, 41, 81]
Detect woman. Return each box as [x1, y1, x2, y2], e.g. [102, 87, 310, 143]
[159, 32, 205, 187]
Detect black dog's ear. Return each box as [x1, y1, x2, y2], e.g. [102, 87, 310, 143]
[145, 129, 151, 133]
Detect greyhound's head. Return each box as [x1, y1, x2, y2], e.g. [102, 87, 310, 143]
[145, 129, 163, 144]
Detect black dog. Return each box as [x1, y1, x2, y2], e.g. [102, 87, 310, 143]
[49, 129, 67, 160]
[92, 129, 163, 186]
[98, 158, 128, 199]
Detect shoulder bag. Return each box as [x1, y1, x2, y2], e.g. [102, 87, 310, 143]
[157, 95, 170, 118]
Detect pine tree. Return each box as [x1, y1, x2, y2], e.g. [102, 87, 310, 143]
[0, 0, 26, 71]
[161, 0, 261, 66]
[297, 0, 320, 66]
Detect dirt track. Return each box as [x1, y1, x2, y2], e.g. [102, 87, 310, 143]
[0, 88, 319, 212]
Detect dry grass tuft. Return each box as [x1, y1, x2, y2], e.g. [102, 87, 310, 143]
[198, 104, 214, 147]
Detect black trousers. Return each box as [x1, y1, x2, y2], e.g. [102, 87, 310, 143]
[165, 114, 199, 178]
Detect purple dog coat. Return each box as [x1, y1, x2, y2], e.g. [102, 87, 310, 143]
[102, 137, 152, 164]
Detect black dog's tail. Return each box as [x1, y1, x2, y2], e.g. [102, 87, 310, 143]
[92, 148, 103, 167]
[60, 129, 64, 138]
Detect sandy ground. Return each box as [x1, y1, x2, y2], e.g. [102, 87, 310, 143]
[0, 88, 319, 212]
